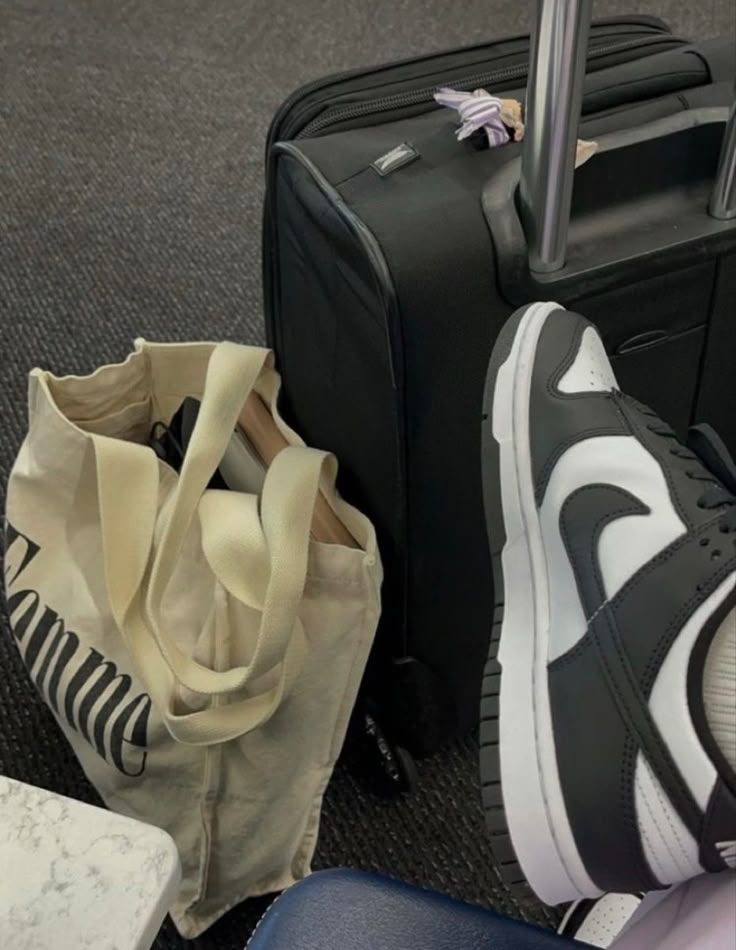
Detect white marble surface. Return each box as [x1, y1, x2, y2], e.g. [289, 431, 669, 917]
[0, 776, 180, 950]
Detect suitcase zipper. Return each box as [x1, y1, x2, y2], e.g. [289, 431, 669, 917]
[294, 34, 686, 139]
[269, 19, 674, 147]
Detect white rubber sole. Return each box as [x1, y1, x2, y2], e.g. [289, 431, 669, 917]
[492, 301, 602, 905]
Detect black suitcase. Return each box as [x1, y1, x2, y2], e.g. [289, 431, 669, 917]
[263, 12, 736, 769]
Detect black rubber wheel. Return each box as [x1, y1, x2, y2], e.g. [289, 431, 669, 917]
[395, 744, 418, 790]
[344, 707, 417, 797]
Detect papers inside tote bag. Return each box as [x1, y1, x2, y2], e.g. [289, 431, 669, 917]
[4, 340, 382, 937]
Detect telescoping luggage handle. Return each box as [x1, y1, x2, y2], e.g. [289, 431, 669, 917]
[519, 0, 736, 274]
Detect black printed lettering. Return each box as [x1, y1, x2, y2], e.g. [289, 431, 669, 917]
[110, 694, 152, 777]
[32, 609, 80, 714]
[66, 649, 132, 755]
[4, 524, 40, 587]
[4, 520, 153, 776]
[6, 589, 42, 644]
[23, 604, 77, 676]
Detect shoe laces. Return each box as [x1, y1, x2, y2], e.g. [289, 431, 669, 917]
[633, 399, 736, 532]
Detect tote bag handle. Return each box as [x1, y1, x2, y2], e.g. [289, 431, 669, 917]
[93, 342, 332, 744]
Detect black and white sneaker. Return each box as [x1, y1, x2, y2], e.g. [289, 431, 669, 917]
[480, 302, 736, 905]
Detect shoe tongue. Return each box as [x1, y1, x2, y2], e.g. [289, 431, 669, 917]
[688, 425, 736, 496]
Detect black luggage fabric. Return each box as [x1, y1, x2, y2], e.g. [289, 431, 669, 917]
[263, 17, 736, 761]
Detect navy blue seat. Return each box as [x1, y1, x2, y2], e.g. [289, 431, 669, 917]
[247, 870, 586, 949]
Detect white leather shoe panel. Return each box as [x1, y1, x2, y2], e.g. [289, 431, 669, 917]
[557, 327, 618, 394]
[635, 752, 703, 885]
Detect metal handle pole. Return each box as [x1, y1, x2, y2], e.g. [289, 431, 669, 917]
[519, 0, 593, 274]
[709, 92, 736, 220]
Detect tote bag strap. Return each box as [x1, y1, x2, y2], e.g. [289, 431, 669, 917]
[93, 342, 331, 743]
[96, 441, 326, 746]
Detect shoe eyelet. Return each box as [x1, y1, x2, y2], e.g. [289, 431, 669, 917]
[720, 525, 730, 534]
[712, 549, 722, 561]
[700, 537, 710, 547]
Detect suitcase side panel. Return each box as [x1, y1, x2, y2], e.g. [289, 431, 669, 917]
[269, 147, 410, 711]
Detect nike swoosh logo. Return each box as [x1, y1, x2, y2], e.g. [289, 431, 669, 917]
[560, 483, 649, 620]
[542, 436, 687, 661]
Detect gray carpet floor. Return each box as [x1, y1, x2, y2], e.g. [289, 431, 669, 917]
[1, 2, 734, 947]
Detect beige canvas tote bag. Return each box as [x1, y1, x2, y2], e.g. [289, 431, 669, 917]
[4, 340, 382, 937]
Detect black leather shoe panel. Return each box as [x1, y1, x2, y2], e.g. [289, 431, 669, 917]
[549, 637, 661, 894]
[616, 395, 730, 534]
[609, 526, 736, 696]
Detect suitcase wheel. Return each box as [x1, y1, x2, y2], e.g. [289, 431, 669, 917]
[345, 708, 418, 797]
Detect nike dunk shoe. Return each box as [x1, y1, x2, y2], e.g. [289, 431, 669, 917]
[480, 302, 736, 904]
